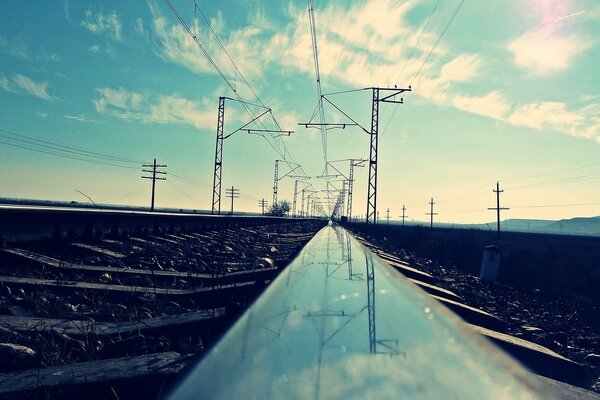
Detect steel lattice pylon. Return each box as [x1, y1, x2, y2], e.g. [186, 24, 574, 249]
[365, 87, 411, 224]
[366, 89, 380, 224]
[272, 160, 279, 207]
[211, 97, 226, 215]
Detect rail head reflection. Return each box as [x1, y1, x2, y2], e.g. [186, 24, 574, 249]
[168, 224, 551, 400]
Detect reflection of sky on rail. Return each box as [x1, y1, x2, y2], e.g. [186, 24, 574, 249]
[170, 224, 549, 399]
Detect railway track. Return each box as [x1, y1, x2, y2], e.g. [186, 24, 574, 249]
[170, 224, 597, 400]
[0, 207, 597, 399]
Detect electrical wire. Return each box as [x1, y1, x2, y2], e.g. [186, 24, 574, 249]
[0, 128, 142, 165]
[397, 0, 441, 83]
[411, 0, 468, 85]
[164, 0, 297, 166]
[0, 138, 139, 170]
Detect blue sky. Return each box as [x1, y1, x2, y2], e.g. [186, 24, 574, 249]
[0, 0, 599, 223]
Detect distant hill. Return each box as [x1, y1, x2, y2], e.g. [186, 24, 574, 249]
[545, 216, 600, 236]
[400, 216, 600, 237]
[493, 216, 600, 237]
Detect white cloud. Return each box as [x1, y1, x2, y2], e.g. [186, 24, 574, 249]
[64, 114, 89, 122]
[81, 9, 122, 41]
[0, 35, 30, 59]
[88, 44, 101, 53]
[148, 0, 444, 93]
[508, 25, 592, 75]
[94, 87, 214, 130]
[453, 91, 511, 120]
[439, 54, 482, 83]
[0, 73, 12, 92]
[134, 18, 146, 38]
[12, 74, 55, 101]
[508, 101, 584, 132]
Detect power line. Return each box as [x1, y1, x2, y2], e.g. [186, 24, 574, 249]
[397, 0, 441, 83]
[164, 0, 297, 165]
[0, 138, 139, 170]
[411, 0, 468, 85]
[0, 128, 142, 164]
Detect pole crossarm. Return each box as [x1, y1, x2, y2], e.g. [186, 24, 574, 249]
[223, 109, 271, 139]
[488, 181, 510, 238]
[298, 123, 357, 130]
[246, 129, 293, 138]
[321, 96, 370, 134]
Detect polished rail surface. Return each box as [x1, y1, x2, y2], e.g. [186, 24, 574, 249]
[169, 223, 552, 399]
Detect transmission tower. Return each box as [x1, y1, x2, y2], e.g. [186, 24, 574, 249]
[315, 86, 411, 224]
[211, 97, 292, 215]
[272, 159, 303, 207]
[225, 186, 239, 215]
[427, 197, 438, 228]
[386, 208, 390, 226]
[366, 87, 411, 225]
[488, 181, 509, 238]
[142, 159, 167, 212]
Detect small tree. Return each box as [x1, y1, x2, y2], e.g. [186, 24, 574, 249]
[268, 200, 291, 217]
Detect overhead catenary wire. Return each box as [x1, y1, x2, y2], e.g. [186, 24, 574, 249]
[397, 0, 441, 83]
[410, 0, 468, 85]
[164, 0, 298, 166]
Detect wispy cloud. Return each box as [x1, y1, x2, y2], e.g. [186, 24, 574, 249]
[453, 91, 511, 121]
[0, 35, 30, 59]
[0, 34, 59, 61]
[64, 114, 90, 122]
[508, 25, 592, 75]
[149, 0, 450, 95]
[93, 86, 214, 130]
[2, 74, 56, 101]
[81, 9, 122, 41]
[506, 101, 595, 140]
[0, 73, 12, 92]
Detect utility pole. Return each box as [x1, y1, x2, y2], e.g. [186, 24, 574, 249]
[142, 159, 167, 212]
[400, 205, 407, 226]
[365, 87, 411, 225]
[488, 181, 509, 238]
[211, 97, 292, 215]
[212, 97, 226, 215]
[273, 160, 279, 207]
[386, 208, 390, 226]
[292, 179, 298, 217]
[258, 198, 268, 215]
[426, 197, 437, 228]
[225, 186, 239, 215]
[347, 159, 366, 221]
[272, 159, 302, 207]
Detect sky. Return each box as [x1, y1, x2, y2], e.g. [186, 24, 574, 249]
[0, 0, 599, 224]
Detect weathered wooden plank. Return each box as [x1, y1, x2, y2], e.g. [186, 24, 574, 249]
[0, 309, 224, 337]
[407, 278, 463, 302]
[2, 248, 277, 282]
[472, 324, 585, 387]
[0, 274, 256, 297]
[71, 243, 127, 259]
[384, 260, 434, 284]
[0, 351, 187, 396]
[431, 295, 506, 332]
